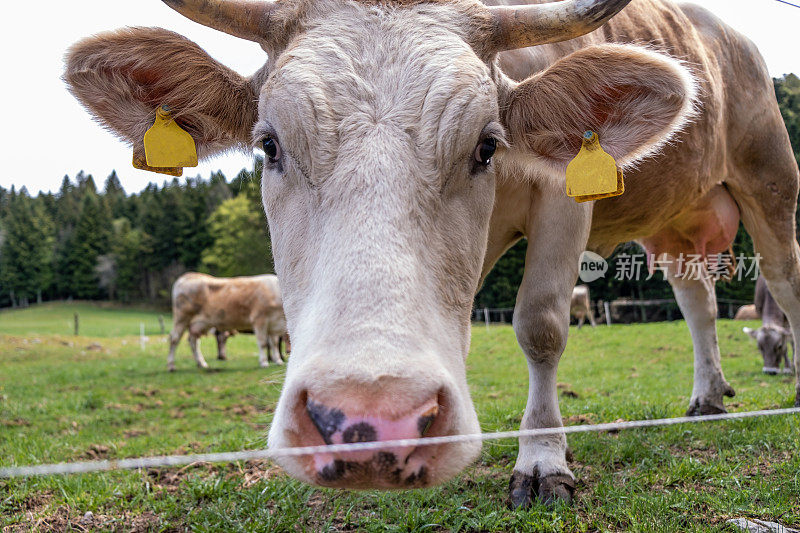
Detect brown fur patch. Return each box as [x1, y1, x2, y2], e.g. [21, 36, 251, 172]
[504, 43, 693, 169]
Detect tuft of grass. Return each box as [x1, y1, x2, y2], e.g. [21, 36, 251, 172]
[1, 303, 798, 531]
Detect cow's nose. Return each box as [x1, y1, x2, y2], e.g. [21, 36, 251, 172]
[301, 395, 439, 487]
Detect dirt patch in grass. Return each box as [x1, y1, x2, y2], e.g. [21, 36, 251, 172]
[0, 490, 55, 517]
[144, 460, 283, 492]
[171, 441, 204, 455]
[106, 401, 163, 412]
[228, 459, 284, 488]
[126, 387, 159, 397]
[4, 506, 170, 533]
[563, 414, 596, 425]
[81, 444, 111, 460]
[0, 418, 30, 427]
[146, 467, 197, 493]
[227, 404, 264, 417]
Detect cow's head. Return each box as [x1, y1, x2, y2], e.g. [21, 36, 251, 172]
[65, 0, 696, 488]
[744, 326, 792, 374]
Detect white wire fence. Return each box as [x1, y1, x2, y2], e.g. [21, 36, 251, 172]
[473, 298, 752, 325]
[2, 407, 798, 479]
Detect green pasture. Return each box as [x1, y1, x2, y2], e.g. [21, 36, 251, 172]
[0, 302, 798, 531]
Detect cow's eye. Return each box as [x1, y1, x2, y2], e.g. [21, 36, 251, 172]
[262, 137, 281, 162]
[474, 137, 497, 166]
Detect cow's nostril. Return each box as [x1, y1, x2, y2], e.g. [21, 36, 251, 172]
[417, 404, 438, 437]
[342, 422, 378, 443]
[305, 399, 346, 444]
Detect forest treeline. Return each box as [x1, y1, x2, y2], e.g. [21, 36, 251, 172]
[0, 165, 270, 308]
[1, 75, 799, 310]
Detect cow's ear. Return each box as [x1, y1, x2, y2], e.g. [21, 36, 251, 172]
[743, 326, 758, 339]
[503, 44, 697, 176]
[64, 27, 259, 160]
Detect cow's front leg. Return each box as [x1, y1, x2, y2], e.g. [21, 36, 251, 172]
[187, 327, 210, 370]
[509, 190, 592, 508]
[267, 336, 284, 364]
[215, 329, 229, 361]
[167, 322, 186, 372]
[255, 325, 272, 368]
[663, 262, 735, 414]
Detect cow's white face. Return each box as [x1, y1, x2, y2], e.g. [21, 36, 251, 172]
[65, 0, 695, 491]
[259, 4, 501, 487]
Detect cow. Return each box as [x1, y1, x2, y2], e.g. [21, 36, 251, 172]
[734, 304, 759, 321]
[167, 273, 287, 370]
[64, 0, 800, 507]
[571, 285, 596, 328]
[744, 276, 794, 375]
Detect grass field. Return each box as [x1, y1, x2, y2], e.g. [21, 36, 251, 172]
[1, 302, 798, 531]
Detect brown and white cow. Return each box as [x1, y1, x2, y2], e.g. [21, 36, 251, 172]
[744, 276, 795, 375]
[168, 273, 287, 370]
[571, 285, 596, 328]
[65, 0, 800, 506]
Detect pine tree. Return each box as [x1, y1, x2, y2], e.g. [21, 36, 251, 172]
[103, 171, 127, 220]
[65, 190, 112, 299]
[111, 218, 151, 302]
[0, 189, 55, 304]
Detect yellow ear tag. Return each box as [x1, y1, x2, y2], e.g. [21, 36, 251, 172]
[565, 131, 624, 203]
[142, 105, 198, 169]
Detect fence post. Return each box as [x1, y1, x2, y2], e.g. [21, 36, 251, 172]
[604, 301, 612, 326]
[140, 323, 148, 351]
[73, 313, 79, 336]
[484, 307, 490, 331]
[158, 315, 165, 335]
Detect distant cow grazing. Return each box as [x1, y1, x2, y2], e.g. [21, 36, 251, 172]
[571, 286, 596, 328]
[66, 0, 800, 507]
[744, 277, 794, 375]
[734, 305, 759, 321]
[168, 273, 287, 370]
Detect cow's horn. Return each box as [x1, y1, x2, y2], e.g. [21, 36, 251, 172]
[161, 0, 276, 43]
[489, 0, 633, 51]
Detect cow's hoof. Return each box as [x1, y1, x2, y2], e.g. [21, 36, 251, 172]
[167, 365, 175, 372]
[686, 383, 735, 416]
[217, 355, 227, 361]
[685, 402, 726, 416]
[509, 471, 574, 509]
[259, 362, 269, 369]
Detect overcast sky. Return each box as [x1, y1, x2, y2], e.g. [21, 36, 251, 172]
[2, 0, 798, 196]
